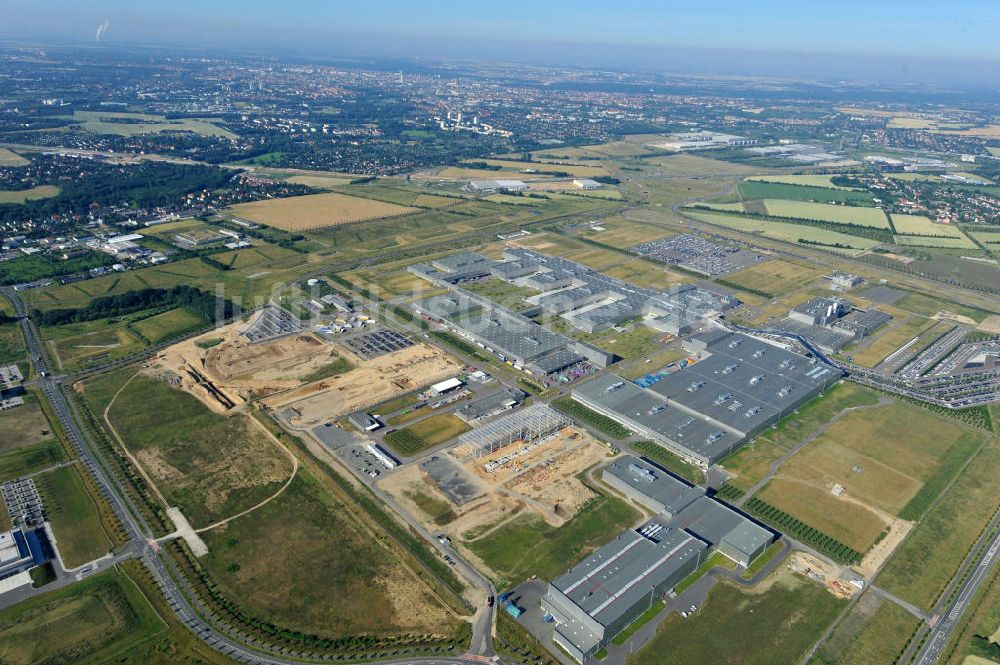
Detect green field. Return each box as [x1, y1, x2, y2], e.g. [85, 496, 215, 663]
[721, 259, 825, 296]
[37, 465, 114, 568]
[48, 320, 147, 372]
[67, 110, 237, 139]
[0, 184, 60, 204]
[129, 307, 208, 344]
[633, 574, 845, 665]
[462, 278, 539, 312]
[762, 200, 891, 228]
[685, 211, 880, 255]
[893, 234, 977, 249]
[466, 488, 639, 588]
[878, 436, 1000, 611]
[893, 292, 993, 323]
[0, 393, 53, 453]
[0, 321, 25, 365]
[0, 440, 66, 484]
[745, 174, 864, 190]
[88, 369, 293, 528]
[739, 181, 873, 205]
[0, 569, 164, 665]
[814, 594, 920, 665]
[0, 147, 28, 166]
[200, 468, 464, 638]
[850, 315, 936, 367]
[383, 413, 471, 456]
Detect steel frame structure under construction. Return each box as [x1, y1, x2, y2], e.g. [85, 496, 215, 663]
[456, 403, 568, 458]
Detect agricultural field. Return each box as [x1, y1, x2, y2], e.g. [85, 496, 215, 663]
[878, 436, 1000, 611]
[285, 174, 353, 189]
[814, 593, 920, 665]
[383, 413, 472, 456]
[762, 200, 891, 228]
[721, 259, 825, 296]
[969, 231, 1000, 246]
[745, 174, 864, 190]
[738, 180, 873, 205]
[0, 147, 29, 166]
[894, 235, 977, 249]
[88, 369, 294, 529]
[0, 393, 53, 452]
[130, 307, 208, 344]
[37, 465, 114, 568]
[637, 153, 760, 175]
[433, 166, 547, 180]
[633, 571, 845, 665]
[890, 214, 968, 237]
[200, 469, 462, 638]
[65, 110, 236, 139]
[0, 569, 165, 665]
[229, 191, 416, 230]
[0, 184, 60, 204]
[755, 401, 985, 553]
[465, 486, 639, 588]
[684, 211, 880, 255]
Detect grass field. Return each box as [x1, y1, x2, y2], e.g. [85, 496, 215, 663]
[722, 259, 825, 296]
[758, 402, 984, 551]
[890, 214, 968, 237]
[0, 569, 164, 665]
[0, 322, 24, 366]
[383, 413, 471, 456]
[878, 436, 1000, 611]
[67, 110, 236, 139]
[130, 307, 208, 344]
[639, 153, 759, 175]
[894, 235, 977, 249]
[0, 147, 28, 166]
[738, 181, 873, 205]
[581, 219, 673, 249]
[684, 211, 880, 255]
[229, 191, 416, 230]
[468, 159, 608, 178]
[849, 315, 936, 367]
[435, 166, 547, 180]
[762, 200, 890, 228]
[970, 231, 1000, 245]
[745, 174, 864, 190]
[634, 573, 845, 665]
[285, 174, 353, 189]
[0, 393, 53, 453]
[466, 488, 639, 587]
[894, 292, 993, 323]
[0, 440, 66, 484]
[0, 184, 60, 204]
[201, 468, 462, 637]
[92, 369, 293, 528]
[815, 594, 920, 665]
[49, 322, 147, 372]
[37, 465, 114, 568]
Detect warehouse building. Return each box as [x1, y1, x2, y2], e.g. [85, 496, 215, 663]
[572, 331, 841, 465]
[464, 179, 528, 194]
[456, 388, 526, 423]
[542, 526, 707, 662]
[603, 457, 774, 566]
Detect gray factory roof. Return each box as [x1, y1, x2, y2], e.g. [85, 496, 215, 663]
[491, 259, 540, 278]
[552, 527, 706, 627]
[456, 388, 526, 421]
[669, 497, 772, 562]
[603, 458, 703, 517]
[769, 319, 853, 353]
[432, 252, 492, 274]
[574, 374, 726, 460]
[650, 332, 838, 434]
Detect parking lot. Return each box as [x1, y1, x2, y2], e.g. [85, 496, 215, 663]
[1, 478, 45, 527]
[634, 234, 765, 276]
[241, 306, 302, 343]
[342, 329, 414, 359]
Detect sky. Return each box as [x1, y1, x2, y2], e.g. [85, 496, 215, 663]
[4, 1, 1000, 83]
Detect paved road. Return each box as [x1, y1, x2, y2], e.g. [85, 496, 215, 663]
[1, 287, 496, 665]
[913, 524, 1000, 665]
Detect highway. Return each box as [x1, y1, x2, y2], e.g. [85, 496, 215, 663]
[912, 520, 1000, 665]
[1, 286, 494, 665]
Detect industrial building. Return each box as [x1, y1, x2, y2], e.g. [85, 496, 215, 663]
[456, 388, 527, 423]
[541, 457, 774, 661]
[603, 458, 773, 566]
[464, 179, 528, 194]
[0, 527, 53, 580]
[454, 403, 568, 459]
[542, 526, 706, 662]
[777, 297, 891, 354]
[572, 330, 841, 466]
[573, 179, 603, 190]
